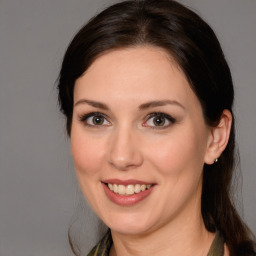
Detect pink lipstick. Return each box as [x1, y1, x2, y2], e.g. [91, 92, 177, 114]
[102, 179, 155, 206]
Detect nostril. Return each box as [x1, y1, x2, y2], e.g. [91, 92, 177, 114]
[107, 149, 144, 171]
[107, 131, 144, 170]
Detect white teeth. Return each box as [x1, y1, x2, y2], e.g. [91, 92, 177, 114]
[107, 183, 152, 196]
[118, 185, 126, 195]
[134, 184, 141, 193]
[113, 184, 118, 193]
[141, 185, 146, 191]
[126, 185, 134, 195]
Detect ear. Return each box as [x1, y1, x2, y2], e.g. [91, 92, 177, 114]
[204, 109, 232, 165]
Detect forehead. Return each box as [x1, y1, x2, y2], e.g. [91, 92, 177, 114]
[83, 46, 180, 80]
[74, 46, 198, 109]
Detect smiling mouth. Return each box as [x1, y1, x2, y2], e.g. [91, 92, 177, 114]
[106, 183, 153, 196]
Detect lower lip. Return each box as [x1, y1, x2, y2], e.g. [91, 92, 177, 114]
[102, 183, 154, 206]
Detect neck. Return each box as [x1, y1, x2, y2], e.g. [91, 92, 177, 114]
[110, 202, 215, 256]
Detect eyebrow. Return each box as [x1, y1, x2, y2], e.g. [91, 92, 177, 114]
[74, 99, 184, 110]
[74, 99, 109, 110]
[139, 100, 184, 110]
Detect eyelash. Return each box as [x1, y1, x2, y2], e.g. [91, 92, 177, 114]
[79, 112, 110, 128]
[78, 112, 176, 129]
[143, 112, 176, 129]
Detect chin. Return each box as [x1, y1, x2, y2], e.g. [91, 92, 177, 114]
[110, 224, 151, 236]
[103, 212, 156, 236]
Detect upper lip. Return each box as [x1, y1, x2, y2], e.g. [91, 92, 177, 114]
[102, 179, 155, 186]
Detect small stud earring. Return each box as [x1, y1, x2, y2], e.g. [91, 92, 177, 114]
[214, 158, 218, 163]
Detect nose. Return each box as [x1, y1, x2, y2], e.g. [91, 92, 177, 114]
[107, 126, 143, 171]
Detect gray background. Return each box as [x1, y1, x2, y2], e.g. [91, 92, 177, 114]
[0, 0, 255, 255]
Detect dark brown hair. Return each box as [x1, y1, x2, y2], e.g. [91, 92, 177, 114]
[57, 0, 255, 255]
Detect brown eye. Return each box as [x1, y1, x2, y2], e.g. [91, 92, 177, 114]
[143, 113, 176, 128]
[80, 112, 111, 127]
[153, 116, 166, 126]
[93, 116, 104, 125]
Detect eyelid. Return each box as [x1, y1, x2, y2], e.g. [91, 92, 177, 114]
[143, 112, 176, 128]
[78, 111, 176, 128]
[79, 112, 111, 127]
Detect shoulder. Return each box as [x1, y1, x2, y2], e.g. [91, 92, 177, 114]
[87, 230, 112, 256]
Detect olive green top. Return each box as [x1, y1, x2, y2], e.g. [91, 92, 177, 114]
[87, 230, 224, 256]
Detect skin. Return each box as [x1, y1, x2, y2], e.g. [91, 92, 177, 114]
[71, 46, 231, 256]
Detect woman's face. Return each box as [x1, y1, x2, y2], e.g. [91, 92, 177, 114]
[71, 47, 212, 235]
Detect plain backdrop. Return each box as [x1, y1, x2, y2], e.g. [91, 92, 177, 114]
[0, 0, 255, 255]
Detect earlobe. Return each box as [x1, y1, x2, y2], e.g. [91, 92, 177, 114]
[204, 109, 232, 165]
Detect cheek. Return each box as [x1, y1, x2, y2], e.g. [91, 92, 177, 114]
[144, 129, 207, 216]
[144, 125, 206, 188]
[145, 126, 207, 176]
[70, 128, 106, 208]
[70, 128, 105, 176]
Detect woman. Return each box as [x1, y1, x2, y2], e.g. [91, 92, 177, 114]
[57, 0, 256, 255]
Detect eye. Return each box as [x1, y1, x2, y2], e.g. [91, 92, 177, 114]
[143, 113, 175, 128]
[79, 112, 111, 127]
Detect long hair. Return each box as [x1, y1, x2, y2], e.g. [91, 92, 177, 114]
[57, 0, 256, 255]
